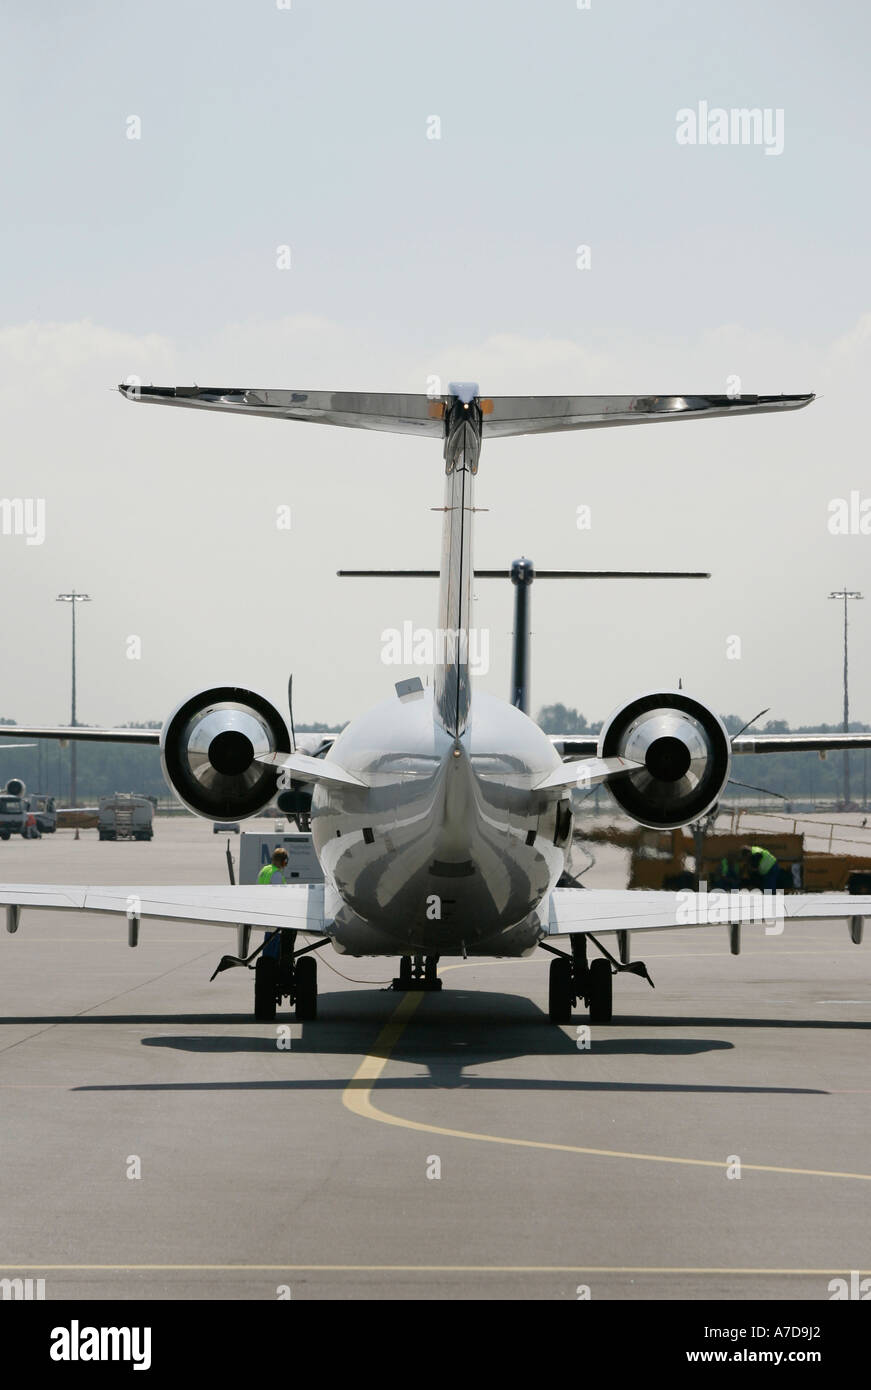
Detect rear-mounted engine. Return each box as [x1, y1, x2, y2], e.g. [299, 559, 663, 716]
[160, 686, 290, 819]
[597, 691, 731, 829]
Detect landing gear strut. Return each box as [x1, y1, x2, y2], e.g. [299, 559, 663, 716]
[392, 954, 442, 991]
[544, 933, 651, 1025]
[254, 930, 319, 1022]
[547, 936, 613, 1025]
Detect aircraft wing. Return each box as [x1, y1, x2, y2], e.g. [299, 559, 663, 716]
[0, 883, 325, 933]
[547, 888, 871, 936]
[549, 732, 871, 758]
[0, 727, 159, 744]
[732, 733, 871, 753]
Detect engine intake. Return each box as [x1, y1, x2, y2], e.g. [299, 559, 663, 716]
[160, 686, 290, 820]
[597, 691, 730, 829]
[5, 778, 25, 797]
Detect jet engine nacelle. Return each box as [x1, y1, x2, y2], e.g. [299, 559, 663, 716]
[597, 691, 731, 830]
[160, 686, 290, 820]
[5, 778, 25, 797]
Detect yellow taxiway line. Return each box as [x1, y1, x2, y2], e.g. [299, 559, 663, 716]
[342, 991, 871, 1182]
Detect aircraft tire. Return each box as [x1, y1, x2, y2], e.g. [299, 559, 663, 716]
[254, 956, 279, 1022]
[294, 956, 317, 1021]
[548, 957, 573, 1024]
[588, 957, 613, 1024]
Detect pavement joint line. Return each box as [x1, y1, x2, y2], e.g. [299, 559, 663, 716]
[342, 990, 871, 1183]
[0, 948, 216, 1055]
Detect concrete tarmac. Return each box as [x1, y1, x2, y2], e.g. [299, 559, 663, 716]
[1, 818, 869, 1301]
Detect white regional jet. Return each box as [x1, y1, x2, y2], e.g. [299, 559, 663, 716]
[3, 383, 871, 1025]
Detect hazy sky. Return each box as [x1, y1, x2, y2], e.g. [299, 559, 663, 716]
[1, 1, 869, 731]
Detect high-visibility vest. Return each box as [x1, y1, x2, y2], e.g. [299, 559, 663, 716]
[750, 845, 777, 876]
[257, 864, 286, 885]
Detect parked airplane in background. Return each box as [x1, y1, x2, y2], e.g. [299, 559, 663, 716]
[3, 383, 871, 1025]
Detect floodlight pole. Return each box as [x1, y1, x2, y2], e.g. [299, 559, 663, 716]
[829, 588, 863, 807]
[56, 590, 91, 807]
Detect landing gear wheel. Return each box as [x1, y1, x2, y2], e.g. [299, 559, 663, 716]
[294, 955, 318, 1021]
[254, 956, 278, 1022]
[588, 957, 613, 1023]
[398, 955, 412, 988]
[548, 957, 574, 1024]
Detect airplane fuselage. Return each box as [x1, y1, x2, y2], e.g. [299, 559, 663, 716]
[311, 689, 572, 956]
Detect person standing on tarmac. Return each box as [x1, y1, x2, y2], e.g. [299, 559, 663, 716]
[741, 844, 778, 893]
[255, 839, 290, 961]
[258, 847, 290, 960]
[258, 847, 289, 885]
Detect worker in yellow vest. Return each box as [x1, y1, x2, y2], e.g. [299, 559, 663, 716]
[258, 847, 289, 885]
[741, 844, 778, 892]
[259, 847, 289, 960]
[717, 853, 740, 889]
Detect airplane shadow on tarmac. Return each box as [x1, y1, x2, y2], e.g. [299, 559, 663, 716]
[36, 989, 843, 1094]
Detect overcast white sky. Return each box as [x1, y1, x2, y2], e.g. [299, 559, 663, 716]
[1, 0, 869, 729]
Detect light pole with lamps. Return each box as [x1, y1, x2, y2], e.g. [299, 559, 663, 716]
[828, 588, 863, 808]
[56, 590, 91, 806]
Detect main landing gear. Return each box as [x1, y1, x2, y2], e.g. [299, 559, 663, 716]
[544, 934, 654, 1024]
[392, 954, 442, 991]
[254, 930, 319, 1022]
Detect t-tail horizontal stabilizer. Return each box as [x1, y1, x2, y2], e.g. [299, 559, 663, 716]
[120, 384, 814, 439]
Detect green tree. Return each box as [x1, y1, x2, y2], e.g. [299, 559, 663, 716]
[536, 704, 594, 734]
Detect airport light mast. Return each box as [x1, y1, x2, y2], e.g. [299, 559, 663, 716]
[828, 588, 863, 808]
[56, 590, 91, 807]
